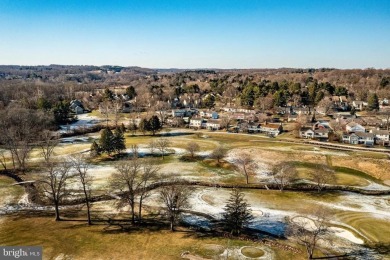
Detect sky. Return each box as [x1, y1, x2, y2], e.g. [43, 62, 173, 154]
[0, 0, 389, 69]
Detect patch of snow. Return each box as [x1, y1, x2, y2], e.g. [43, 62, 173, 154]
[313, 192, 390, 219]
[329, 227, 364, 244]
[361, 181, 390, 191]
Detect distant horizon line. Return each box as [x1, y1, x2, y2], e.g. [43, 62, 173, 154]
[0, 64, 389, 70]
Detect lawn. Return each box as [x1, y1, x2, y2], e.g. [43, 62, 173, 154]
[0, 176, 24, 206]
[0, 216, 302, 260]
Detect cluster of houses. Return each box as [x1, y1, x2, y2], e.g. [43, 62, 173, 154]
[300, 119, 390, 146]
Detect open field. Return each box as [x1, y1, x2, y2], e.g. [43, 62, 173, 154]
[0, 216, 301, 260]
[1, 124, 390, 259]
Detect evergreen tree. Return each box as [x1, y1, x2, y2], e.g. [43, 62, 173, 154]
[273, 90, 287, 107]
[90, 141, 101, 157]
[139, 118, 149, 135]
[113, 128, 126, 153]
[125, 86, 137, 100]
[37, 97, 52, 110]
[314, 91, 324, 104]
[222, 189, 253, 236]
[120, 123, 126, 133]
[53, 100, 71, 124]
[99, 128, 114, 155]
[203, 94, 215, 108]
[367, 93, 379, 111]
[103, 87, 114, 101]
[148, 115, 162, 136]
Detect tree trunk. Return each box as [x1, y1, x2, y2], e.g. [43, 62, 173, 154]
[138, 197, 143, 222]
[82, 186, 92, 225]
[86, 200, 92, 225]
[54, 202, 61, 221]
[170, 217, 175, 231]
[131, 201, 135, 225]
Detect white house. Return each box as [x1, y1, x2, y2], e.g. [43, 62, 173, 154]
[205, 119, 221, 130]
[371, 129, 390, 145]
[260, 123, 283, 136]
[345, 122, 366, 133]
[189, 117, 205, 129]
[343, 132, 374, 146]
[300, 127, 315, 138]
[352, 100, 367, 110]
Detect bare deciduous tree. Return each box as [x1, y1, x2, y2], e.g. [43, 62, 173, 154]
[210, 145, 227, 163]
[112, 99, 123, 127]
[287, 208, 330, 259]
[0, 108, 50, 172]
[137, 159, 160, 221]
[39, 161, 74, 221]
[310, 165, 336, 192]
[0, 150, 8, 171]
[233, 152, 256, 184]
[130, 144, 139, 158]
[220, 115, 232, 130]
[100, 100, 112, 127]
[38, 130, 59, 163]
[156, 138, 171, 160]
[185, 141, 200, 158]
[272, 162, 297, 191]
[109, 157, 160, 224]
[159, 182, 192, 231]
[148, 140, 157, 156]
[110, 158, 142, 225]
[70, 154, 93, 225]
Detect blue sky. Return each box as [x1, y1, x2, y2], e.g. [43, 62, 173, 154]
[0, 0, 389, 68]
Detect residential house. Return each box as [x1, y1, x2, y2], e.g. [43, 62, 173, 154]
[313, 120, 330, 130]
[332, 96, 349, 110]
[300, 127, 330, 139]
[352, 100, 367, 110]
[247, 123, 261, 133]
[313, 129, 330, 140]
[70, 100, 85, 114]
[300, 127, 315, 138]
[342, 132, 375, 146]
[294, 107, 311, 115]
[288, 114, 298, 122]
[199, 111, 219, 119]
[205, 119, 221, 130]
[371, 129, 390, 145]
[345, 122, 366, 133]
[260, 123, 283, 136]
[232, 113, 246, 120]
[362, 117, 382, 127]
[172, 109, 196, 118]
[189, 117, 205, 129]
[278, 106, 293, 115]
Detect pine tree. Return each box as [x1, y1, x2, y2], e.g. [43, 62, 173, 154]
[148, 115, 162, 136]
[90, 141, 101, 157]
[120, 123, 126, 133]
[222, 189, 253, 236]
[113, 128, 126, 153]
[139, 118, 149, 135]
[126, 86, 137, 100]
[99, 128, 114, 155]
[367, 93, 379, 111]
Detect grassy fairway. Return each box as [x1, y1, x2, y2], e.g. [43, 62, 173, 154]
[0, 176, 24, 205]
[334, 212, 390, 244]
[0, 216, 301, 260]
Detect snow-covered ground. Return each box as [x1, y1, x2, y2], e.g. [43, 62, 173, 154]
[58, 113, 102, 134]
